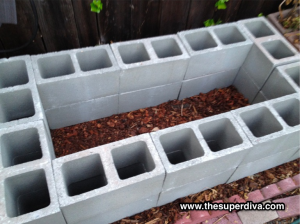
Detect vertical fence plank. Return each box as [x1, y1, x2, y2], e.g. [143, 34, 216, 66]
[131, 0, 161, 39]
[236, 0, 266, 20]
[0, 39, 7, 59]
[213, 0, 243, 23]
[261, 0, 283, 16]
[71, 0, 99, 47]
[186, 0, 215, 29]
[33, 0, 80, 52]
[98, 0, 132, 44]
[159, 0, 191, 35]
[0, 0, 46, 58]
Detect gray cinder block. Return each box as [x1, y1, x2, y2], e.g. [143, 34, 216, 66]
[31, 45, 120, 110]
[237, 17, 281, 41]
[45, 94, 118, 129]
[119, 82, 181, 113]
[0, 56, 45, 130]
[179, 68, 238, 100]
[0, 120, 55, 172]
[151, 112, 252, 191]
[231, 95, 300, 165]
[157, 167, 235, 207]
[53, 134, 165, 224]
[111, 35, 189, 93]
[178, 23, 252, 80]
[0, 162, 66, 224]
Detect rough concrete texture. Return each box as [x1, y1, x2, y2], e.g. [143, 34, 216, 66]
[119, 82, 181, 113]
[237, 200, 278, 224]
[178, 23, 252, 80]
[0, 56, 45, 130]
[231, 95, 300, 165]
[0, 120, 55, 172]
[0, 162, 66, 224]
[45, 94, 119, 129]
[31, 45, 120, 110]
[151, 112, 252, 191]
[75, 194, 159, 224]
[237, 17, 281, 41]
[238, 36, 299, 90]
[227, 146, 298, 183]
[53, 134, 165, 224]
[157, 167, 235, 206]
[178, 68, 239, 100]
[110, 34, 189, 93]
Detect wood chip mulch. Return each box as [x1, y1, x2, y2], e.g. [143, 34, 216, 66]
[51, 85, 249, 157]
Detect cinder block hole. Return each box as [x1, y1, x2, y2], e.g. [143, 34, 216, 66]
[240, 107, 283, 137]
[111, 141, 155, 179]
[185, 30, 217, 51]
[4, 169, 50, 217]
[0, 89, 35, 123]
[118, 43, 150, 64]
[273, 98, 300, 127]
[199, 118, 243, 152]
[244, 21, 274, 38]
[262, 40, 295, 59]
[0, 60, 29, 89]
[62, 154, 107, 196]
[151, 38, 182, 58]
[1, 128, 42, 168]
[214, 26, 246, 45]
[37, 54, 75, 79]
[76, 49, 112, 72]
[159, 128, 204, 165]
[285, 66, 300, 86]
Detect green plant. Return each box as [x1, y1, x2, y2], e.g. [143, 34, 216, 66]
[278, 0, 300, 31]
[215, 0, 229, 9]
[204, 19, 222, 27]
[258, 13, 264, 17]
[90, 0, 103, 13]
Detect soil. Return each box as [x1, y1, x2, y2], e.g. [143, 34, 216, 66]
[51, 85, 249, 158]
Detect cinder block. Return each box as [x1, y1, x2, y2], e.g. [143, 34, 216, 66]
[45, 94, 118, 129]
[76, 194, 159, 224]
[231, 95, 300, 165]
[157, 167, 235, 206]
[151, 112, 252, 191]
[227, 146, 298, 183]
[119, 82, 181, 113]
[178, 23, 252, 80]
[0, 162, 66, 224]
[0, 120, 55, 172]
[238, 17, 281, 41]
[252, 91, 267, 104]
[111, 35, 189, 93]
[239, 36, 299, 90]
[31, 45, 120, 110]
[53, 134, 165, 224]
[179, 68, 238, 100]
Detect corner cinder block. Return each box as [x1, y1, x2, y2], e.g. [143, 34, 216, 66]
[111, 35, 189, 93]
[151, 112, 252, 191]
[119, 82, 181, 113]
[178, 23, 252, 80]
[0, 56, 45, 130]
[45, 94, 118, 129]
[53, 134, 165, 224]
[0, 120, 55, 172]
[179, 68, 238, 100]
[0, 163, 66, 224]
[31, 45, 120, 110]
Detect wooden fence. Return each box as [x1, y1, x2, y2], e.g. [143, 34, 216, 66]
[0, 0, 284, 59]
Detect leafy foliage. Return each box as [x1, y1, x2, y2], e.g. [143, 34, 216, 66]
[258, 13, 264, 17]
[90, 0, 103, 13]
[215, 0, 229, 10]
[204, 19, 222, 27]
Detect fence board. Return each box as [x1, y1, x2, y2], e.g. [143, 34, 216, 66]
[213, 0, 243, 23]
[71, 0, 99, 47]
[0, 0, 46, 58]
[0, 39, 6, 58]
[33, 0, 80, 52]
[159, 0, 191, 35]
[236, 0, 265, 20]
[131, 0, 161, 39]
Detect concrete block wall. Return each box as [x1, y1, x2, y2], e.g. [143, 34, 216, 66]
[0, 18, 299, 223]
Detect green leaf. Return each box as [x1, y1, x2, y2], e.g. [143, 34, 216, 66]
[90, 0, 102, 13]
[215, 0, 229, 10]
[258, 13, 264, 17]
